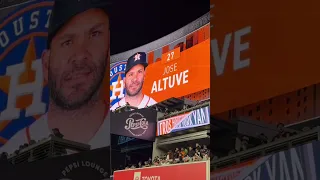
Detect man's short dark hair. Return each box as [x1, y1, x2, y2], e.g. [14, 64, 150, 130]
[277, 123, 284, 128]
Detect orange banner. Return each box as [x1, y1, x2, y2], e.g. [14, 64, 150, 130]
[211, 0, 320, 114]
[143, 39, 210, 102]
[161, 48, 181, 63]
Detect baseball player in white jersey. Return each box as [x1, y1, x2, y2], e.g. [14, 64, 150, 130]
[110, 52, 157, 111]
[1, 0, 112, 153]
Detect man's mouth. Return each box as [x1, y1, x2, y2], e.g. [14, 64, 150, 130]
[64, 69, 92, 81]
[130, 83, 141, 88]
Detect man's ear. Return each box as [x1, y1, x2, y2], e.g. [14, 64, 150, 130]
[143, 68, 147, 80]
[42, 49, 50, 83]
[108, 29, 110, 60]
[123, 77, 126, 88]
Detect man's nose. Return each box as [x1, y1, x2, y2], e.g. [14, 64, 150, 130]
[69, 39, 90, 64]
[131, 73, 139, 82]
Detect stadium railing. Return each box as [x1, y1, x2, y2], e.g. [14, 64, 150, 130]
[211, 126, 320, 171]
[158, 101, 210, 120]
[8, 136, 90, 164]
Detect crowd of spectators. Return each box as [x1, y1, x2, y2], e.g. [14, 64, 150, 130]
[0, 128, 64, 164]
[0, 139, 38, 163]
[227, 123, 310, 156]
[149, 99, 209, 118]
[116, 143, 210, 171]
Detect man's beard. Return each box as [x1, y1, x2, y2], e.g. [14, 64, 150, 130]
[126, 82, 144, 97]
[48, 59, 106, 110]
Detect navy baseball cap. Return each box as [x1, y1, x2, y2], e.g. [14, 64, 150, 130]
[47, 0, 112, 49]
[125, 52, 148, 75]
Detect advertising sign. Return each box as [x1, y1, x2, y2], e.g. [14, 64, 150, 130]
[12, 147, 111, 180]
[110, 25, 210, 110]
[0, 0, 111, 153]
[210, 160, 256, 180]
[157, 106, 210, 136]
[110, 109, 157, 141]
[210, 0, 320, 114]
[114, 161, 210, 180]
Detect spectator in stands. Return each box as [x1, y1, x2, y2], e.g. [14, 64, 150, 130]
[194, 149, 202, 161]
[148, 157, 152, 165]
[258, 133, 268, 144]
[142, 161, 147, 167]
[174, 148, 180, 160]
[178, 153, 183, 163]
[164, 108, 169, 115]
[201, 145, 208, 153]
[117, 143, 211, 171]
[0, 152, 8, 161]
[22, 143, 29, 149]
[182, 147, 188, 155]
[290, 131, 298, 136]
[272, 123, 286, 141]
[180, 147, 186, 158]
[18, 145, 23, 151]
[284, 132, 292, 138]
[29, 140, 36, 145]
[152, 157, 159, 166]
[196, 143, 201, 151]
[228, 149, 238, 155]
[166, 150, 173, 162]
[302, 126, 311, 132]
[188, 146, 195, 158]
[240, 136, 249, 151]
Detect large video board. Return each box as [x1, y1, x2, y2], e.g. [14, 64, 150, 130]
[110, 24, 210, 110]
[0, 0, 111, 153]
[211, 0, 320, 114]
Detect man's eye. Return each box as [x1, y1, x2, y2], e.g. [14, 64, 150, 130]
[61, 40, 72, 47]
[91, 31, 102, 38]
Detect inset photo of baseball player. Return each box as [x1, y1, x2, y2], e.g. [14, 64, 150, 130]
[110, 52, 157, 111]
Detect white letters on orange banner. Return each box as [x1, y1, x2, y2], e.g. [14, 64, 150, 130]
[151, 62, 189, 94]
[211, 26, 251, 76]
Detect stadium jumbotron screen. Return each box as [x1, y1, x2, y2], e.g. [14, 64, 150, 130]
[110, 24, 210, 111]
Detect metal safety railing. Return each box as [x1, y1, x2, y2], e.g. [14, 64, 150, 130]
[211, 127, 320, 171]
[158, 102, 210, 120]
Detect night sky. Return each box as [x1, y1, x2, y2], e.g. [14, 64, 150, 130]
[110, 0, 209, 55]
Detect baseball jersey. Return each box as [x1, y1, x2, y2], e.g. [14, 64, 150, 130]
[110, 95, 157, 111]
[0, 113, 110, 154]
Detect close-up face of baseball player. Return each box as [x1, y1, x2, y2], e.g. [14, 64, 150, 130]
[42, 8, 110, 110]
[124, 64, 146, 97]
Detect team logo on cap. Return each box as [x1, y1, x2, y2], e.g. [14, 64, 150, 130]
[0, 1, 53, 147]
[134, 53, 141, 61]
[110, 60, 126, 107]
